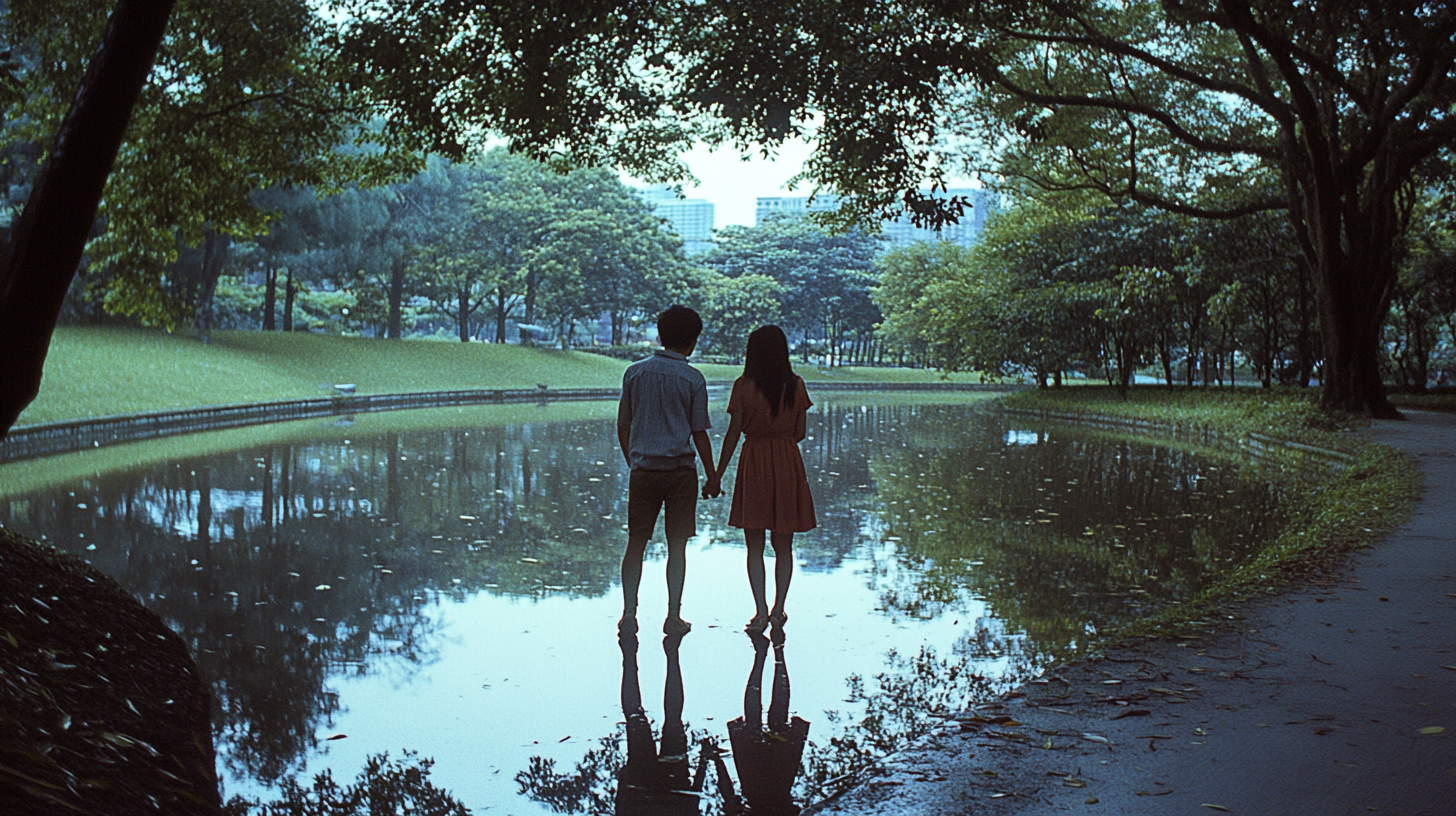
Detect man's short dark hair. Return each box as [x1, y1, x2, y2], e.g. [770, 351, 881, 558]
[657, 304, 703, 350]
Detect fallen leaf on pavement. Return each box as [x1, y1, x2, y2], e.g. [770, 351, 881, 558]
[1111, 709, 1152, 720]
[1419, 726, 1445, 735]
[1202, 805, 1232, 812]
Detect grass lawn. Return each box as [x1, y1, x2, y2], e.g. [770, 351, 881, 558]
[19, 327, 979, 426]
[21, 327, 630, 425]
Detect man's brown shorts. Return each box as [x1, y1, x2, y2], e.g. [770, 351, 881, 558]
[628, 467, 698, 543]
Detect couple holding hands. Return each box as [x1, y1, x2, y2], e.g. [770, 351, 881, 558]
[617, 305, 817, 638]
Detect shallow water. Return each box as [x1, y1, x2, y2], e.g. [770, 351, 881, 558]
[0, 396, 1282, 812]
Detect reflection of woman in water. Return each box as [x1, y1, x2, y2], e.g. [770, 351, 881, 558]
[715, 325, 817, 633]
[616, 633, 707, 815]
[710, 631, 809, 815]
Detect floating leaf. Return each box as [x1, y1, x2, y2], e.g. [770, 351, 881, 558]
[1085, 796, 1099, 804]
[1419, 726, 1444, 735]
[325, 734, 347, 741]
[1201, 805, 1231, 812]
[314, 584, 331, 591]
[1111, 709, 1151, 720]
[1081, 733, 1110, 744]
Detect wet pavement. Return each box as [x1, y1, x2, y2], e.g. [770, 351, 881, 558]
[812, 410, 1456, 816]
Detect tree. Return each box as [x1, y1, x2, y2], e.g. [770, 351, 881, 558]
[941, 1, 1456, 414]
[923, 203, 1108, 386]
[4, 1, 406, 333]
[1386, 206, 1456, 391]
[697, 272, 783, 360]
[873, 242, 977, 367]
[0, 0, 174, 439]
[705, 215, 882, 363]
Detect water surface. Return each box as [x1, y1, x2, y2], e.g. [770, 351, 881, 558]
[0, 396, 1282, 812]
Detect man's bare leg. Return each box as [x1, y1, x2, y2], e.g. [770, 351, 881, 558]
[663, 536, 690, 635]
[620, 533, 648, 634]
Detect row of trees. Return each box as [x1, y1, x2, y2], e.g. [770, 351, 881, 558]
[876, 196, 1455, 394]
[4, 0, 1455, 435]
[33, 132, 895, 359]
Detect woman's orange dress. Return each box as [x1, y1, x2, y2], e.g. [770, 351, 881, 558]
[727, 376, 817, 532]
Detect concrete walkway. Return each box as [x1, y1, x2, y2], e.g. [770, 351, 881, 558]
[813, 411, 1456, 816]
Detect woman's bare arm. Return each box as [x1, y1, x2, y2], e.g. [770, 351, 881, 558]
[716, 413, 743, 479]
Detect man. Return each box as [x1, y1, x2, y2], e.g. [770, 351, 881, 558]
[617, 304, 720, 636]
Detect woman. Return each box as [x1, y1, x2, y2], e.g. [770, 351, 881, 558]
[715, 325, 816, 632]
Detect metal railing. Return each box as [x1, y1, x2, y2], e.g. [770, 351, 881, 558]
[0, 388, 619, 463]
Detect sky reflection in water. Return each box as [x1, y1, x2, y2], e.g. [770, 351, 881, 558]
[0, 396, 1281, 813]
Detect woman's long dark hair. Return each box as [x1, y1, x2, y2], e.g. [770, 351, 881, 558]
[744, 325, 796, 417]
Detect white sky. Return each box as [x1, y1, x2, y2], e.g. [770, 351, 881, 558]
[622, 138, 818, 229]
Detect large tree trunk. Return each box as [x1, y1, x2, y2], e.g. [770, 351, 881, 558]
[495, 289, 508, 342]
[0, 0, 175, 439]
[459, 287, 471, 342]
[1298, 181, 1402, 418]
[386, 256, 406, 339]
[524, 269, 538, 327]
[262, 265, 277, 330]
[282, 268, 296, 331]
[194, 229, 230, 341]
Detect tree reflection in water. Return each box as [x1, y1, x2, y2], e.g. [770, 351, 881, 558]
[2, 418, 633, 785]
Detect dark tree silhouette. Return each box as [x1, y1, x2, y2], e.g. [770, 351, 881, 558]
[0, 0, 175, 438]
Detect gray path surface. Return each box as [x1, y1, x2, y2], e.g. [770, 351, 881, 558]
[813, 411, 1456, 816]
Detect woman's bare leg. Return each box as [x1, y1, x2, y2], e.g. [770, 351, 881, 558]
[745, 529, 769, 620]
[769, 531, 794, 623]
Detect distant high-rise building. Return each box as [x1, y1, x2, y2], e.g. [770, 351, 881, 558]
[755, 188, 999, 249]
[754, 194, 844, 224]
[637, 184, 716, 255]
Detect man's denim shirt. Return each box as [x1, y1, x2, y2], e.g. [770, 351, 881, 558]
[618, 350, 710, 471]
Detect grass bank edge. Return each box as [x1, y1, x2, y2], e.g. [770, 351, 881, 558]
[999, 386, 1422, 647]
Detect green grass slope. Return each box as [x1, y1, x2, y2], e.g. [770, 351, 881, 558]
[21, 327, 630, 425]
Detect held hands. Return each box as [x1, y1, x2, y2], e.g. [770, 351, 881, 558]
[701, 471, 724, 499]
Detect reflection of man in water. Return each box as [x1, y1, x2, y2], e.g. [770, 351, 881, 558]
[617, 633, 707, 815]
[713, 630, 809, 815]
